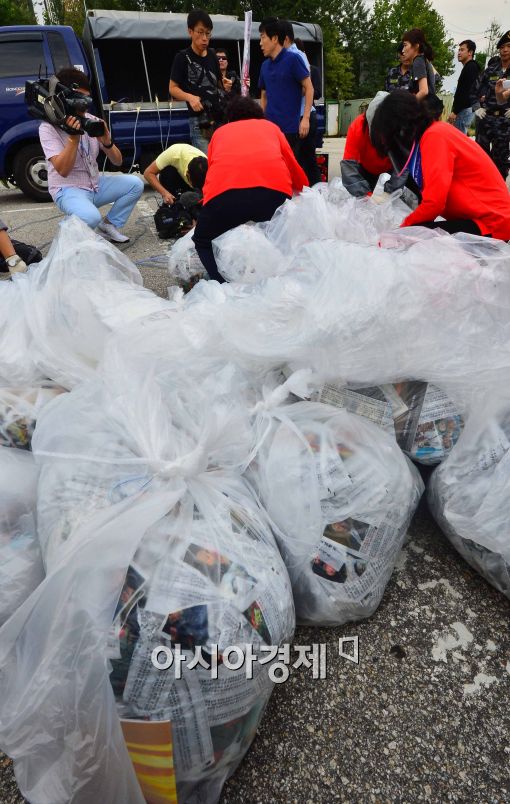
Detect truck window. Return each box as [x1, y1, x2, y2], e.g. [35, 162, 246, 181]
[0, 39, 46, 79]
[47, 32, 72, 73]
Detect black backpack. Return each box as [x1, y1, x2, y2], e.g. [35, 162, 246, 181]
[153, 192, 203, 240]
[0, 239, 42, 272]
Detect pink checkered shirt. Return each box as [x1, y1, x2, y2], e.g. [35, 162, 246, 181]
[39, 114, 105, 197]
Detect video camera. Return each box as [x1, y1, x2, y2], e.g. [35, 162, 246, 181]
[154, 191, 203, 240]
[25, 76, 105, 137]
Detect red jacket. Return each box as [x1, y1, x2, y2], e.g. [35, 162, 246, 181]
[343, 114, 393, 176]
[403, 122, 510, 240]
[203, 118, 308, 205]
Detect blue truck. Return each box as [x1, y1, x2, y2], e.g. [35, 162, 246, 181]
[0, 11, 325, 201]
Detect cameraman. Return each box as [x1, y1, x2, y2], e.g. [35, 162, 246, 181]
[39, 68, 143, 243]
[169, 9, 225, 154]
[143, 144, 207, 204]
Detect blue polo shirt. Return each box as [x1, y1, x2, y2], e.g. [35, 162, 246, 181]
[258, 47, 309, 134]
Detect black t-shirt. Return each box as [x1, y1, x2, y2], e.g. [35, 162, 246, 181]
[409, 55, 436, 95]
[170, 46, 222, 115]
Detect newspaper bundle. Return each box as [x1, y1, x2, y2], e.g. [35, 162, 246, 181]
[318, 381, 463, 465]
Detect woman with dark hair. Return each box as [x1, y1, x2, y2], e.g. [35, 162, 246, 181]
[370, 90, 510, 240]
[192, 95, 308, 282]
[216, 48, 241, 95]
[401, 28, 435, 101]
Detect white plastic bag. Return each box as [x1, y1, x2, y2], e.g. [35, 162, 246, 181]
[251, 400, 423, 625]
[168, 228, 206, 285]
[0, 279, 43, 386]
[0, 445, 43, 626]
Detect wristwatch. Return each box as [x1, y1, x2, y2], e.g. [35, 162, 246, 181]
[103, 140, 115, 149]
[6, 254, 27, 272]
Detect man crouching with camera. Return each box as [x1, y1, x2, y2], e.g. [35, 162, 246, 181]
[39, 68, 143, 243]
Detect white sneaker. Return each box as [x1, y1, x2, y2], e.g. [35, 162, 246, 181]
[97, 221, 129, 243]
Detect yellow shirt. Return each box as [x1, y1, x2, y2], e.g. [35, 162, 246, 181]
[154, 144, 206, 186]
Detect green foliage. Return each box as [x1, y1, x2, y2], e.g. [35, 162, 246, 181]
[0, 0, 36, 25]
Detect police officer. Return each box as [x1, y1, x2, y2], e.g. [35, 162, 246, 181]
[474, 29, 510, 179]
[384, 42, 412, 93]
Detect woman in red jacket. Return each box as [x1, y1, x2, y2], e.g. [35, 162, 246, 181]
[370, 90, 510, 240]
[193, 95, 308, 282]
[340, 92, 394, 196]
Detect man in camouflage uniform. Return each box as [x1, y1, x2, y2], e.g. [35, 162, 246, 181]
[385, 42, 412, 93]
[474, 30, 510, 179]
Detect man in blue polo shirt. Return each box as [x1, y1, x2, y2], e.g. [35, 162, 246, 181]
[258, 17, 314, 154]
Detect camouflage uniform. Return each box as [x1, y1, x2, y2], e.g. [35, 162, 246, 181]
[384, 65, 412, 93]
[475, 55, 510, 179]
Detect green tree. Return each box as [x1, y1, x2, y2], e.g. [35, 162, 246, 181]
[484, 19, 503, 58]
[365, 0, 454, 96]
[0, 0, 36, 25]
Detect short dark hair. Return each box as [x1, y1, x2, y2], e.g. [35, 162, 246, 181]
[401, 28, 434, 60]
[459, 39, 476, 54]
[370, 90, 433, 157]
[56, 68, 90, 91]
[187, 9, 213, 31]
[294, 37, 305, 52]
[280, 20, 294, 43]
[225, 95, 264, 122]
[215, 48, 229, 58]
[187, 156, 208, 189]
[259, 18, 285, 45]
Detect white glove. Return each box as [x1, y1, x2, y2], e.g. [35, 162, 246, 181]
[505, 109, 510, 119]
[6, 255, 27, 274]
[474, 108, 487, 119]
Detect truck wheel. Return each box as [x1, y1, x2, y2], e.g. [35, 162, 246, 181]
[12, 144, 51, 202]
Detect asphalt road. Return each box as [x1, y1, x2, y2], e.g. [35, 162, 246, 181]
[1, 143, 509, 803]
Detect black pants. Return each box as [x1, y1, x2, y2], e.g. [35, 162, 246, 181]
[420, 219, 482, 236]
[193, 187, 290, 282]
[159, 165, 190, 196]
[297, 111, 321, 186]
[284, 133, 299, 156]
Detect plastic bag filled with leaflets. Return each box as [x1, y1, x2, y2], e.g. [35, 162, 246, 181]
[0, 445, 43, 626]
[428, 400, 510, 598]
[0, 385, 65, 450]
[15, 216, 171, 388]
[0, 367, 295, 804]
[250, 399, 423, 625]
[315, 380, 464, 465]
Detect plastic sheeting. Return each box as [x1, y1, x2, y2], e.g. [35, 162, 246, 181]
[15, 216, 171, 388]
[0, 446, 43, 626]
[251, 400, 423, 625]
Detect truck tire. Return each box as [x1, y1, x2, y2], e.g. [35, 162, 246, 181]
[12, 144, 51, 202]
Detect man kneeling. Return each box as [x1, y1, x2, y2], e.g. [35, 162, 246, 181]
[143, 143, 208, 204]
[39, 68, 143, 243]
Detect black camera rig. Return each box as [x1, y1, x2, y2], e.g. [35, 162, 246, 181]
[25, 76, 105, 137]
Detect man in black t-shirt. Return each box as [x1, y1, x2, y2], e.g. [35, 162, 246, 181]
[448, 39, 480, 134]
[169, 8, 224, 154]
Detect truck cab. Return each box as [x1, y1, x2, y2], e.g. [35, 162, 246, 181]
[0, 13, 325, 202]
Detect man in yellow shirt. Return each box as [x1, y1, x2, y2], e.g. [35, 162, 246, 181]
[143, 143, 208, 204]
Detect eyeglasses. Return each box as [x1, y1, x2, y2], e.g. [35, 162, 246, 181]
[193, 28, 212, 38]
[217, 56, 227, 61]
